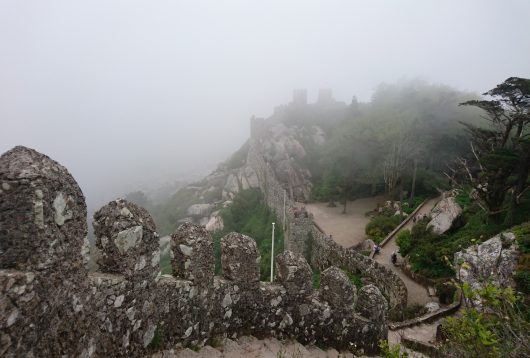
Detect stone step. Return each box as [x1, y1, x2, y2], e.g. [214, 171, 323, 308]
[153, 336, 358, 358]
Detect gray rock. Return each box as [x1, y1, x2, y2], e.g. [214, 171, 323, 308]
[455, 232, 519, 298]
[205, 212, 224, 232]
[425, 302, 440, 313]
[356, 284, 388, 322]
[319, 266, 356, 309]
[224, 174, 240, 195]
[221, 232, 260, 289]
[93, 198, 159, 281]
[275, 251, 312, 298]
[171, 223, 215, 287]
[186, 204, 215, 218]
[427, 196, 462, 234]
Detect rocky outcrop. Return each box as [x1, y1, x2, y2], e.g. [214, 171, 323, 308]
[427, 196, 462, 234]
[205, 211, 224, 232]
[259, 123, 313, 202]
[455, 232, 519, 303]
[187, 204, 216, 218]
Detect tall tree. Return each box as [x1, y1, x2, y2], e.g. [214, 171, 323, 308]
[456, 77, 530, 222]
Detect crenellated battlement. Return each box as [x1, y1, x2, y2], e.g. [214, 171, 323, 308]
[0, 146, 388, 357]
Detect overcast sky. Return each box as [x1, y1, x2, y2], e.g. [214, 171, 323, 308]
[1, 0, 529, 210]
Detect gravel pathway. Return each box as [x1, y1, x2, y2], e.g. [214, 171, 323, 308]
[373, 197, 441, 306]
[305, 196, 385, 248]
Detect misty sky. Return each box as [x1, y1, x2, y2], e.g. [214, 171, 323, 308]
[1, 0, 529, 210]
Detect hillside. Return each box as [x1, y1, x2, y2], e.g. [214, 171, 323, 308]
[142, 80, 483, 237]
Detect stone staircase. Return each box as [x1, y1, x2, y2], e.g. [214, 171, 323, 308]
[151, 336, 359, 358]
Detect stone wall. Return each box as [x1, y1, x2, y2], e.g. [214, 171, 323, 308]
[0, 146, 387, 357]
[246, 136, 408, 312]
[308, 226, 408, 312]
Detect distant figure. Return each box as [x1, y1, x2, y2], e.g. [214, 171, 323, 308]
[329, 234, 333, 240]
[413, 216, 417, 223]
[391, 251, 397, 265]
[374, 245, 381, 254]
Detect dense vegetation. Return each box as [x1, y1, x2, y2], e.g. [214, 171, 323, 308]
[392, 78, 530, 279]
[396, 190, 530, 279]
[157, 189, 284, 279]
[211, 189, 284, 281]
[440, 282, 530, 357]
[305, 80, 483, 204]
[365, 215, 401, 244]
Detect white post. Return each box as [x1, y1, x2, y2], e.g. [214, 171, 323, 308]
[283, 190, 286, 230]
[270, 222, 275, 283]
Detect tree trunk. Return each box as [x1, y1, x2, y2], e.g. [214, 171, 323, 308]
[399, 180, 404, 219]
[409, 158, 418, 206]
[506, 145, 530, 225]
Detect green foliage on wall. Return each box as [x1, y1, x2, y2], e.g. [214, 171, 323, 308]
[212, 189, 284, 281]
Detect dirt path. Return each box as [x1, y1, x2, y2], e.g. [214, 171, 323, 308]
[308, 195, 440, 307]
[305, 196, 385, 248]
[374, 197, 440, 306]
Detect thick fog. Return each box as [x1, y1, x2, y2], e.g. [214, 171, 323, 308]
[1, 0, 529, 211]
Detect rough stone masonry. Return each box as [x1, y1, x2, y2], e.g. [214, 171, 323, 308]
[0, 146, 388, 357]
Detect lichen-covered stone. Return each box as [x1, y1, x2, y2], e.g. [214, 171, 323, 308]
[319, 266, 356, 309]
[427, 195, 462, 234]
[0, 146, 96, 357]
[93, 198, 159, 280]
[356, 284, 388, 326]
[221, 232, 260, 289]
[171, 223, 214, 287]
[274, 251, 312, 298]
[455, 232, 519, 306]
[0, 146, 87, 273]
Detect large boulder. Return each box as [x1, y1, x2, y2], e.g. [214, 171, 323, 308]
[205, 211, 224, 232]
[455, 232, 519, 293]
[186, 203, 215, 217]
[427, 196, 462, 234]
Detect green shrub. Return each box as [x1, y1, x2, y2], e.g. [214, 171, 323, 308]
[212, 189, 284, 281]
[403, 195, 427, 214]
[515, 271, 530, 294]
[454, 186, 473, 209]
[441, 282, 530, 357]
[312, 270, 321, 289]
[513, 222, 530, 254]
[365, 215, 402, 244]
[436, 281, 457, 304]
[396, 229, 412, 256]
[148, 326, 162, 349]
[345, 270, 363, 289]
[379, 340, 408, 358]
